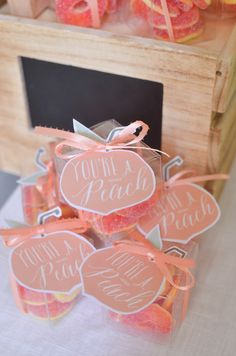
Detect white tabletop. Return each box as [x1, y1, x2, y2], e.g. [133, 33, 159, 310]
[0, 160, 236, 356]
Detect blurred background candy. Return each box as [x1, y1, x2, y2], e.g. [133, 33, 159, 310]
[131, 0, 212, 42]
[55, 0, 108, 27]
[208, 0, 236, 17]
[54, 0, 213, 42]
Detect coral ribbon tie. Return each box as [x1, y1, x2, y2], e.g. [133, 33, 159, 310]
[165, 169, 229, 188]
[160, 0, 175, 41]
[35, 121, 168, 159]
[114, 239, 195, 291]
[87, 0, 101, 28]
[0, 219, 88, 247]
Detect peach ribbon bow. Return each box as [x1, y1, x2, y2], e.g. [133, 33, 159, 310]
[114, 238, 195, 291]
[35, 121, 168, 159]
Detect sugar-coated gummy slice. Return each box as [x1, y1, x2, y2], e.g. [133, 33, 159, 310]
[60, 203, 78, 219]
[79, 189, 161, 234]
[153, 6, 200, 30]
[162, 283, 179, 311]
[110, 304, 173, 334]
[79, 190, 158, 224]
[10, 276, 27, 314]
[23, 206, 44, 226]
[18, 285, 56, 306]
[54, 289, 80, 303]
[222, 3, 236, 11]
[21, 185, 44, 206]
[172, 0, 193, 12]
[157, 265, 176, 298]
[159, 280, 172, 298]
[223, 0, 236, 4]
[131, 0, 181, 18]
[153, 19, 203, 42]
[116, 186, 163, 219]
[56, 0, 108, 27]
[224, 0, 236, 4]
[92, 213, 137, 234]
[78, 210, 101, 222]
[116, 189, 160, 219]
[130, 0, 149, 19]
[192, 0, 211, 9]
[107, 0, 119, 12]
[27, 299, 74, 320]
[22, 185, 46, 225]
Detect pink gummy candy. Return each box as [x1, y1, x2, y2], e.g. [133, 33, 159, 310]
[19, 285, 56, 306]
[116, 190, 159, 219]
[79, 209, 137, 235]
[110, 303, 173, 334]
[173, 0, 193, 12]
[56, 0, 107, 28]
[78, 188, 161, 235]
[92, 213, 138, 235]
[27, 299, 74, 320]
[78, 210, 101, 222]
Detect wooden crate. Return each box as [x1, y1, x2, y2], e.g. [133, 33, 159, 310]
[7, 0, 54, 18]
[0, 1, 236, 197]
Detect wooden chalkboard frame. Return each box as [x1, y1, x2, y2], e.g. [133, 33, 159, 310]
[1, 11, 233, 178]
[21, 57, 163, 150]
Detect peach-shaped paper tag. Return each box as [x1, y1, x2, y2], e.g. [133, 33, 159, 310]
[60, 150, 156, 215]
[138, 183, 220, 244]
[10, 231, 95, 294]
[80, 246, 165, 314]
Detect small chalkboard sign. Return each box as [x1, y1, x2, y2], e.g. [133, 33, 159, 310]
[21, 58, 163, 148]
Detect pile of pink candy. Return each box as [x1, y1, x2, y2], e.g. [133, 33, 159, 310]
[0, 119, 226, 341]
[55, 0, 213, 42]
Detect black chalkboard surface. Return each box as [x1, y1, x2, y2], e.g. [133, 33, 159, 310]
[21, 58, 163, 148]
